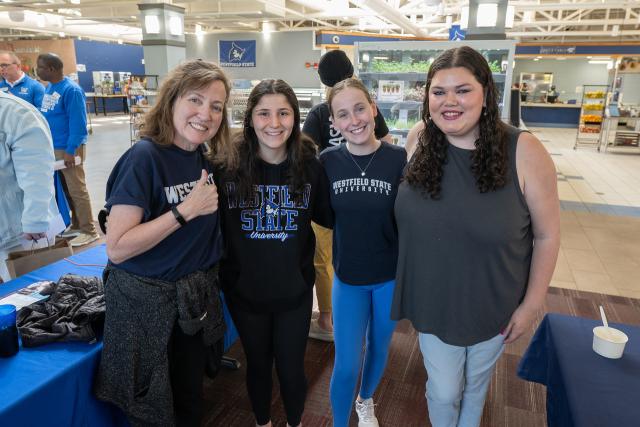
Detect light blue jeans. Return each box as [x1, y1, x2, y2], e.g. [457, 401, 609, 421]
[418, 332, 505, 427]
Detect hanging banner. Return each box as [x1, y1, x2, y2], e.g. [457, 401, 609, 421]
[539, 46, 576, 55]
[219, 40, 256, 67]
[448, 25, 466, 41]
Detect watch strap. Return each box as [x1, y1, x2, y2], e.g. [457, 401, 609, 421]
[171, 205, 187, 226]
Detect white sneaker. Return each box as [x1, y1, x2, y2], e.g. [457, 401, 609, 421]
[308, 318, 334, 342]
[355, 398, 379, 427]
[69, 232, 99, 247]
[60, 227, 81, 238]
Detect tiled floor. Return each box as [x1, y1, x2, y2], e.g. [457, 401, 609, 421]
[528, 127, 640, 299]
[83, 117, 640, 299]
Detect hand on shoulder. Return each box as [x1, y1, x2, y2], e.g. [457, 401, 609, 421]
[405, 121, 425, 161]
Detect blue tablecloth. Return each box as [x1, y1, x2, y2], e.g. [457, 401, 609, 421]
[517, 313, 640, 427]
[0, 244, 237, 426]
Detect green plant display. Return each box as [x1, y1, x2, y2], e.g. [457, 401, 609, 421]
[370, 60, 431, 73]
[369, 58, 502, 74]
[488, 60, 502, 73]
[384, 118, 421, 130]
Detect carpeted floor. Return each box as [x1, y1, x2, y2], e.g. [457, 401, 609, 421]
[202, 287, 640, 426]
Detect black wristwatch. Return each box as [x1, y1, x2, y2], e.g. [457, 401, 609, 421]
[171, 205, 187, 226]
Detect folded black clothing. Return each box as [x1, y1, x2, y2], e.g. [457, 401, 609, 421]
[17, 274, 105, 347]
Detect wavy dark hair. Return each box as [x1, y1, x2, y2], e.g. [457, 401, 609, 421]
[223, 79, 317, 202]
[405, 46, 508, 198]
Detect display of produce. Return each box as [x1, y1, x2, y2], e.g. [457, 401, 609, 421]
[585, 91, 606, 99]
[582, 103, 605, 111]
[579, 126, 601, 133]
[574, 84, 609, 150]
[370, 60, 431, 73]
[581, 114, 603, 123]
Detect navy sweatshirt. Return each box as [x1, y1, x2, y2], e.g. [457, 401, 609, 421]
[218, 156, 333, 313]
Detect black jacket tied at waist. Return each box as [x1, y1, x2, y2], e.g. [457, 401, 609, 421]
[94, 264, 224, 426]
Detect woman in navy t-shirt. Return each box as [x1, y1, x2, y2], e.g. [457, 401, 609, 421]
[320, 78, 406, 427]
[95, 60, 234, 426]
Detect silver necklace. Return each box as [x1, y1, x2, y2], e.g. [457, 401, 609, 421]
[347, 142, 380, 177]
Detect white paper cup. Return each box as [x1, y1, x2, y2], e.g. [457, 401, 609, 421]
[592, 326, 629, 359]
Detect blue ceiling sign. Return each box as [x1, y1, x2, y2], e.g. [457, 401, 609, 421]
[449, 25, 466, 41]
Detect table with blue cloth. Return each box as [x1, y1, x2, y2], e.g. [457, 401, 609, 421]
[0, 244, 238, 426]
[517, 312, 640, 427]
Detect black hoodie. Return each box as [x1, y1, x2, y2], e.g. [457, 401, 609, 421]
[218, 157, 333, 313]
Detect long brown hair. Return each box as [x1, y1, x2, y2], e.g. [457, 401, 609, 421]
[222, 79, 316, 201]
[405, 46, 508, 198]
[139, 59, 233, 165]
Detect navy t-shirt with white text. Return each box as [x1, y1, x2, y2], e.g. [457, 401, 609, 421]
[320, 142, 406, 285]
[105, 138, 222, 281]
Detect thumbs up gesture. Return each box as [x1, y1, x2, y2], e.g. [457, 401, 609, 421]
[178, 169, 219, 221]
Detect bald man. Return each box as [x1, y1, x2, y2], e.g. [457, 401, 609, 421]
[0, 50, 45, 108]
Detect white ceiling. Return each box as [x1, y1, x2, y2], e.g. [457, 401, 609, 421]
[1, 0, 640, 44]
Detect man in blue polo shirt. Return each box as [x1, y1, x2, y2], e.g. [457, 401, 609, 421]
[0, 51, 45, 108]
[37, 52, 98, 247]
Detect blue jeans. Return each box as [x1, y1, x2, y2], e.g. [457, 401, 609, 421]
[418, 333, 505, 427]
[330, 275, 397, 427]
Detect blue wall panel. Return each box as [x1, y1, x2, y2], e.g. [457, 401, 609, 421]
[521, 106, 580, 128]
[74, 40, 144, 113]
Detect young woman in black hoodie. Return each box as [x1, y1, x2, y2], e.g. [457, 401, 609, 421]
[216, 79, 332, 427]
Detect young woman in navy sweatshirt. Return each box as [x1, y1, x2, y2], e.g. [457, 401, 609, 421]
[216, 79, 332, 427]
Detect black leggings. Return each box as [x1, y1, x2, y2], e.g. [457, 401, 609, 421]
[228, 291, 313, 426]
[169, 325, 207, 427]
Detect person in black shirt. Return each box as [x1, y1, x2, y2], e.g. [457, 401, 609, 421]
[320, 78, 406, 427]
[216, 79, 332, 427]
[393, 46, 559, 427]
[303, 49, 392, 342]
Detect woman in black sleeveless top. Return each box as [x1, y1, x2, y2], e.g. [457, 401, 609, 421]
[392, 46, 560, 427]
